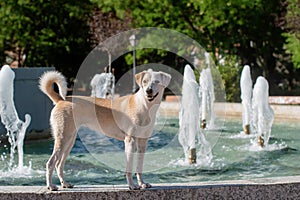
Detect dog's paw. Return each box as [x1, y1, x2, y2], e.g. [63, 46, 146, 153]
[129, 184, 141, 190]
[140, 182, 152, 189]
[62, 182, 74, 189]
[47, 184, 59, 191]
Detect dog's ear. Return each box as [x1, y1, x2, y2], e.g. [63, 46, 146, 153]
[135, 71, 146, 88]
[160, 72, 171, 87]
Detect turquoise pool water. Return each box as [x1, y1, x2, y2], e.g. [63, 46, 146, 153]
[0, 118, 299, 186]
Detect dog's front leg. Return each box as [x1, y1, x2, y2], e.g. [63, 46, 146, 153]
[124, 135, 140, 190]
[136, 137, 152, 189]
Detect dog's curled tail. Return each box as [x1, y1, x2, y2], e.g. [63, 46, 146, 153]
[39, 71, 67, 104]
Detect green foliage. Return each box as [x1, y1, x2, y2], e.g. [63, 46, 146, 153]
[92, 0, 284, 63]
[92, 0, 285, 100]
[216, 56, 242, 102]
[283, 0, 300, 69]
[0, 0, 94, 79]
[0, 0, 294, 100]
[284, 33, 300, 68]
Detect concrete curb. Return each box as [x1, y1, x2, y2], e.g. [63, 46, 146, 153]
[160, 101, 300, 121]
[1, 176, 300, 199]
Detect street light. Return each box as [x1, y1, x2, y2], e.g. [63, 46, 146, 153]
[129, 34, 136, 93]
[204, 52, 210, 68]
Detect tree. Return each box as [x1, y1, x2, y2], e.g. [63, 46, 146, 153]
[91, 0, 292, 99]
[88, 8, 133, 79]
[0, 0, 94, 80]
[283, 0, 300, 69]
[1, 0, 296, 99]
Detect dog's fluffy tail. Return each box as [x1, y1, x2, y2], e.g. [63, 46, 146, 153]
[39, 71, 67, 104]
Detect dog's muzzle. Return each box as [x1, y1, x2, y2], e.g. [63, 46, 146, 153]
[146, 88, 159, 102]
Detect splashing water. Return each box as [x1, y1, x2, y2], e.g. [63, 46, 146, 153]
[199, 67, 215, 129]
[247, 138, 287, 152]
[252, 76, 274, 146]
[178, 64, 212, 165]
[0, 65, 31, 170]
[90, 72, 115, 99]
[178, 65, 200, 163]
[0, 159, 45, 181]
[240, 65, 253, 134]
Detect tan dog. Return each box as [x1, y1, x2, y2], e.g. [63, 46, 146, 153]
[39, 69, 171, 191]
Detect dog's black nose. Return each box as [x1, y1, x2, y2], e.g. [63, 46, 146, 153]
[146, 88, 153, 94]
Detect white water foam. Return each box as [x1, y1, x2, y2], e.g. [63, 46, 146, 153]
[0, 161, 44, 178]
[239, 138, 288, 152]
[228, 131, 256, 139]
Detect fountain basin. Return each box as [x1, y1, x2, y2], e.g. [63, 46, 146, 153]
[1, 102, 300, 199]
[1, 116, 299, 184]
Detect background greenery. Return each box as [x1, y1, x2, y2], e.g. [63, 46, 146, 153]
[0, 0, 299, 101]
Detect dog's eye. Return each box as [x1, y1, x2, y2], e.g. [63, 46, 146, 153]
[143, 80, 148, 84]
[155, 80, 160, 84]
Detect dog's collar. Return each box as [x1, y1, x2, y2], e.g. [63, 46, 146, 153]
[147, 92, 159, 102]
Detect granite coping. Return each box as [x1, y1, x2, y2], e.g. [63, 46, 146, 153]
[160, 101, 300, 121]
[165, 95, 300, 105]
[1, 176, 300, 199]
[269, 96, 300, 105]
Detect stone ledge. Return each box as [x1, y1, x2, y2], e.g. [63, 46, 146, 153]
[165, 95, 300, 105]
[269, 96, 300, 105]
[1, 176, 300, 200]
[160, 102, 300, 121]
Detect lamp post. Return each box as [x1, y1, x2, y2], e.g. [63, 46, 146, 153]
[204, 52, 210, 68]
[129, 34, 136, 93]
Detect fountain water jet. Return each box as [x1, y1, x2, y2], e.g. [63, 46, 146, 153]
[90, 71, 115, 99]
[199, 67, 215, 129]
[179, 64, 212, 165]
[0, 65, 31, 169]
[240, 65, 252, 135]
[252, 76, 274, 147]
[178, 65, 200, 164]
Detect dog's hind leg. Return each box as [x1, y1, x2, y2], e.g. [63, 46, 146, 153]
[124, 135, 140, 190]
[136, 137, 151, 189]
[46, 141, 64, 191]
[56, 129, 76, 189]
